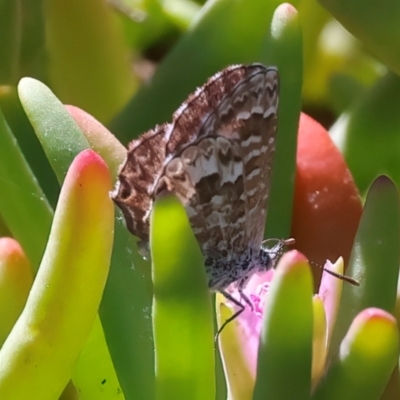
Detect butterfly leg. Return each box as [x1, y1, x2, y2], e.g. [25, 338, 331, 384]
[215, 290, 245, 341]
[239, 290, 254, 312]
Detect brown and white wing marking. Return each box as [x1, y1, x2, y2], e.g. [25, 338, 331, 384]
[155, 64, 279, 258]
[212, 66, 279, 251]
[226, 67, 279, 250]
[154, 136, 246, 261]
[112, 65, 256, 243]
[111, 124, 169, 242]
[112, 64, 279, 260]
[165, 64, 279, 253]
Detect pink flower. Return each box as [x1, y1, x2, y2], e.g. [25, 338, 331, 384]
[218, 254, 347, 398]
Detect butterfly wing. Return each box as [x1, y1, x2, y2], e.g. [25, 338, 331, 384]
[111, 124, 169, 242]
[159, 64, 279, 259]
[233, 68, 279, 250]
[155, 135, 246, 263]
[113, 64, 279, 276]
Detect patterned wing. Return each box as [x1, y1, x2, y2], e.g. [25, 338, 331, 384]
[111, 124, 170, 242]
[156, 64, 279, 259]
[206, 66, 279, 251]
[112, 65, 256, 242]
[225, 67, 279, 250]
[154, 136, 246, 262]
[112, 64, 279, 262]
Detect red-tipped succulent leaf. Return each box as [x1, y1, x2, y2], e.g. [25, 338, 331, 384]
[291, 113, 362, 285]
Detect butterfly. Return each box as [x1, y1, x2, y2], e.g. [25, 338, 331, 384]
[112, 64, 283, 333]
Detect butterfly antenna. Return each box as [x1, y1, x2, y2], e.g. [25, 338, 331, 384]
[263, 238, 359, 286]
[313, 261, 359, 286]
[284, 239, 359, 286]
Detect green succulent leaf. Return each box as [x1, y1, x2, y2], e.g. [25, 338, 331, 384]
[261, 3, 302, 239]
[0, 107, 52, 269]
[72, 318, 125, 400]
[0, 0, 21, 84]
[0, 87, 60, 206]
[103, 215, 155, 400]
[312, 296, 327, 388]
[331, 72, 400, 195]
[18, 77, 90, 183]
[112, 0, 299, 143]
[313, 309, 399, 400]
[18, 78, 154, 399]
[318, 0, 400, 76]
[254, 252, 313, 400]
[44, 0, 136, 122]
[330, 175, 400, 356]
[151, 195, 215, 400]
[65, 105, 126, 177]
[0, 150, 114, 400]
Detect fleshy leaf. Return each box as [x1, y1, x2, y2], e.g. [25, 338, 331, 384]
[330, 176, 400, 356]
[0, 150, 114, 400]
[18, 77, 89, 183]
[72, 318, 125, 400]
[0, 0, 20, 84]
[292, 113, 362, 280]
[331, 72, 400, 195]
[313, 309, 399, 400]
[44, 0, 136, 122]
[19, 77, 154, 398]
[151, 195, 215, 400]
[0, 238, 33, 346]
[0, 107, 53, 269]
[262, 3, 303, 240]
[254, 251, 313, 400]
[112, 0, 298, 142]
[312, 295, 327, 389]
[318, 0, 400, 76]
[65, 105, 126, 177]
